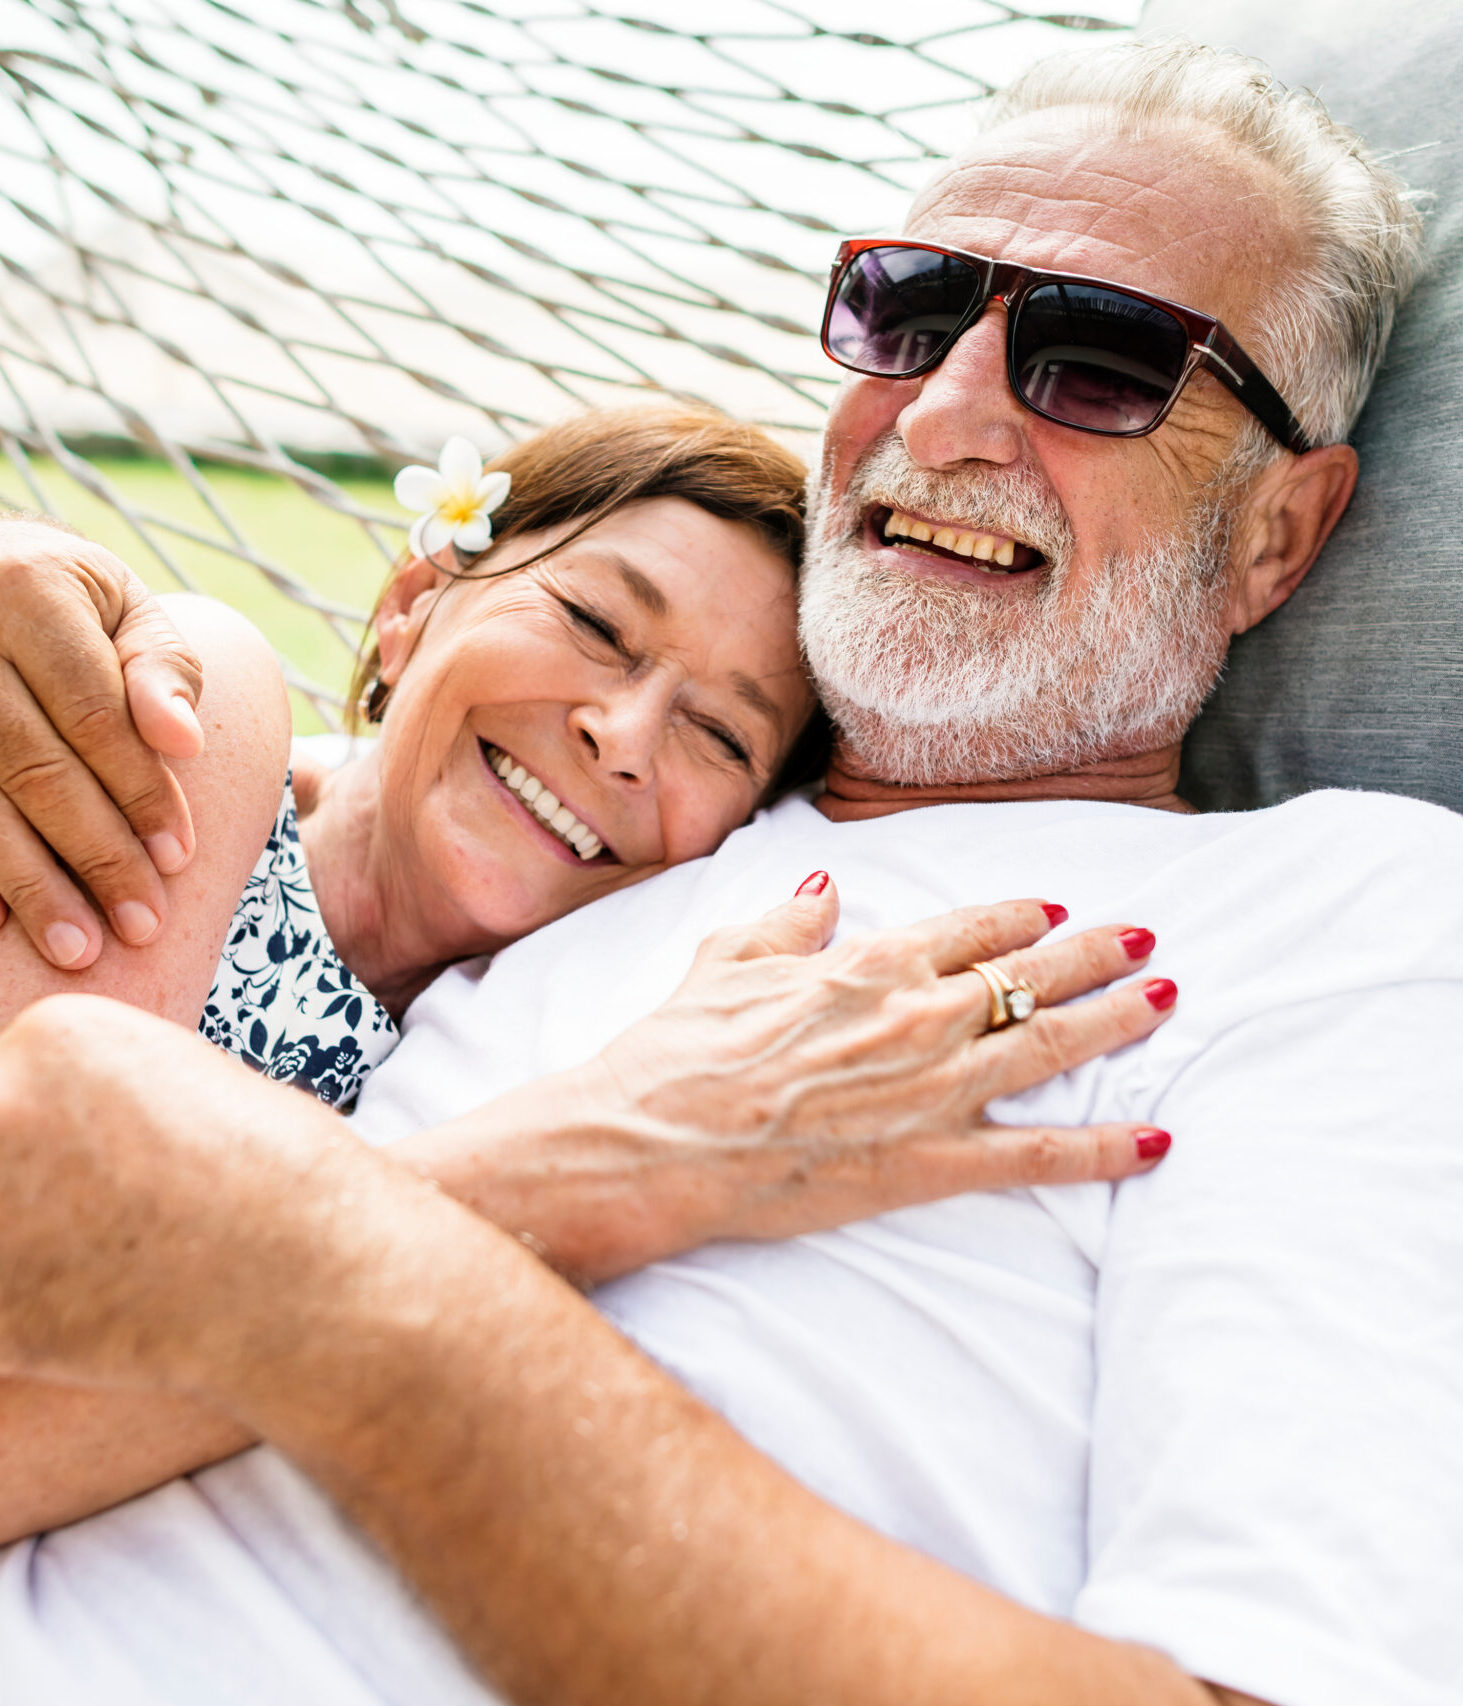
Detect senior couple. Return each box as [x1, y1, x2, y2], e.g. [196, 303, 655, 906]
[0, 35, 1459, 1706]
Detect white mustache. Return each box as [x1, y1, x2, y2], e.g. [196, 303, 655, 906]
[840, 434, 1077, 571]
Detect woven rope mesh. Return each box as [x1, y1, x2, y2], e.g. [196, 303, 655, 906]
[0, 0, 1137, 725]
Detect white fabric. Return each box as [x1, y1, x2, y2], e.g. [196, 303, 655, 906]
[1, 789, 1461, 1706]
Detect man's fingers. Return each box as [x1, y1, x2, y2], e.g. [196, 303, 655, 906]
[0, 538, 197, 878]
[0, 598, 195, 884]
[0, 667, 166, 949]
[695, 873, 841, 965]
[0, 791, 102, 969]
[115, 585, 205, 761]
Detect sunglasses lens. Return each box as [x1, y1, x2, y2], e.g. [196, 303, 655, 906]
[1012, 283, 1189, 433]
[825, 246, 984, 377]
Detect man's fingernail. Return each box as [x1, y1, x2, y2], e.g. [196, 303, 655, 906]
[144, 832, 187, 875]
[171, 694, 203, 737]
[1143, 977, 1178, 1011]
[1041, 903, 1068, 927]
[1119, 927, 1156, 960]
[1135, 1128, 1172, 1161]
[112, 901, 160, 945]
[796, 871, 830, 896]
[45, 921, 91, 967]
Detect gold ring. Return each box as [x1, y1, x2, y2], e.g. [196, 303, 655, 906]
[970, 961, 1038, 1030]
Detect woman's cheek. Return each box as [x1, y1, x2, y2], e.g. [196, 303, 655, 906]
[660, 773, 761, 865]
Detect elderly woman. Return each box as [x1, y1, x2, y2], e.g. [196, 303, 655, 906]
[0, 403, 1172, 1542]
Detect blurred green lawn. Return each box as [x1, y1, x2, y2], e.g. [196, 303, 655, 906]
[0, 455, 401, 732]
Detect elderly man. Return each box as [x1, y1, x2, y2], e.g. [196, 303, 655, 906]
[0, 37, 1459, 1706]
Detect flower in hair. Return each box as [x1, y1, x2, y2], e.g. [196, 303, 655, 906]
[394, 436, 511, 561]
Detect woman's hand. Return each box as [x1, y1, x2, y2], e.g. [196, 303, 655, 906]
[403, 877, 1177, 1285]
[0, 517, 204, 966]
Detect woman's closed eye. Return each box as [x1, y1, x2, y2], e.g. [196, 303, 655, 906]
[558, 592, 755, 773]
[695, 718, 752, 769]
[561, 598, 626, 654]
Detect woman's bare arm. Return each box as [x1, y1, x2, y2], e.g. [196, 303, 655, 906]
[0, 594, 290, 1539]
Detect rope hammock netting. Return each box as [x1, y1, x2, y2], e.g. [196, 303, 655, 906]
[0, 0, 1137, 724]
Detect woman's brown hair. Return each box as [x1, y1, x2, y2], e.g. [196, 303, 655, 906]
[351, 403, 831, 791]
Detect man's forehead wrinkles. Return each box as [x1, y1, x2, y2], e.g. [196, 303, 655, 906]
[919, 128, 1291, 311]
[989, 193, 1203, 257]
[920, 176, 1208, 273]
[917, 217, 1285, 353]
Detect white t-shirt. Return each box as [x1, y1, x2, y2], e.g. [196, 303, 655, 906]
[2, 790, 1460, 1706]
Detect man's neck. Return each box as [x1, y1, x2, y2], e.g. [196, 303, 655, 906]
[816, 740, 1194, 820]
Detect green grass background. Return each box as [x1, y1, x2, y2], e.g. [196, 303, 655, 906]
[0, 456, 401, 732]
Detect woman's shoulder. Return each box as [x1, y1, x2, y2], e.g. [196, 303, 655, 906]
[0, 597, 292, 1030]
[205, 782, 398, 1110]
[160, 594, 292, 896]
[161, 595, 291, 786]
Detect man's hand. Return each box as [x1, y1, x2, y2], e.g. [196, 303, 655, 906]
[0, 517, 204, 969]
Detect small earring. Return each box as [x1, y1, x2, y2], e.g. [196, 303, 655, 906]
[358, 676, 391, 724]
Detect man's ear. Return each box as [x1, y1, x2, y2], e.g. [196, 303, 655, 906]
[376, 557, 449, 686]
[1225, 443, 1357, 636]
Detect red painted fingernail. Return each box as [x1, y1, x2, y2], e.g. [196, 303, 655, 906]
[1144, 978, 1178, 1011]
[796, 870, 830, 897]
[1041, 903, 1068, 928]
[1119, 928, 1156, 960]
[1135, 1128, 1172, 1161]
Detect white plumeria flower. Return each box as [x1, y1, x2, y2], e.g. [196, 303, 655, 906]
[394, 436, 511, 562]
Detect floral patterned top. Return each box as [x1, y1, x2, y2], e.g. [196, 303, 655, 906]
[199, 776, 398, 1111]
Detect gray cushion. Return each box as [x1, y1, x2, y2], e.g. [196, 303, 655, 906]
[1138, 0, 1463, 813]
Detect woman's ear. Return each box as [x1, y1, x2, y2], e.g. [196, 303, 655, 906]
[376, 557, 449, 686]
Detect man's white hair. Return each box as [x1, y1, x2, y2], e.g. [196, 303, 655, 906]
[976, 37, 1427, 460]
[801, 42, 1429, 789]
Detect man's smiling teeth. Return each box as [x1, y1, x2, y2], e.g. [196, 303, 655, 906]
[485, 745, 603, 861]
[883, 510, 1019, 569]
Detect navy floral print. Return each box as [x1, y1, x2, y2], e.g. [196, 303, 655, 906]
[199, 776, 397, 1110]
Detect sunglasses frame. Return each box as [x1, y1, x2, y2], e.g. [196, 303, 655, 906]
[821, 238, 1314, 456]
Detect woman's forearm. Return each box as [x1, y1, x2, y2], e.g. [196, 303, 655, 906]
[387, 1061, 712, 1286]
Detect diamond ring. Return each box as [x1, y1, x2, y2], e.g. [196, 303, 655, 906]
[970, 961, 1038, 1031]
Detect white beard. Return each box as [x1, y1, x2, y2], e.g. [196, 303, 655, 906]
[800, 436, 1234, 786]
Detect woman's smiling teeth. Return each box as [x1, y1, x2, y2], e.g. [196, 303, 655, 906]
[483, 743, 605, 861]
[882, 509, 1022, 570]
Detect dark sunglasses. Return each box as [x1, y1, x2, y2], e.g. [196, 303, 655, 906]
[821, 238, 1312, 455]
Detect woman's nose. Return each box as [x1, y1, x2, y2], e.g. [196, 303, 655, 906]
[568, 685, 666, 785]
[897, 304, 1027, 471]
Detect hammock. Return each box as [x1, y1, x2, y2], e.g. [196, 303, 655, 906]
[0, 0, 1135, 723]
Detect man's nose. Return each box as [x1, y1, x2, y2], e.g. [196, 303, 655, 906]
[897, 303, 1027, 470]
[568, 680, 669, 786]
